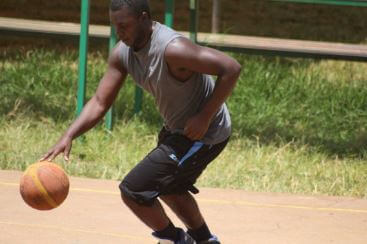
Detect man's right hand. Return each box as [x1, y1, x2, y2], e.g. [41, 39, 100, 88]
[40, 135, 73, 162]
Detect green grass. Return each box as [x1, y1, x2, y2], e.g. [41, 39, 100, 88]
[232, 55, 367, 156]
[1, 48, 367, 198]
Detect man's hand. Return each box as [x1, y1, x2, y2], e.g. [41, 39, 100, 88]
[184, 113, 211, 141]
[40, 135, 73, 162]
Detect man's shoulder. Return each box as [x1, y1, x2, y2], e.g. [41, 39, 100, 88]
[153, 21, 183, 45]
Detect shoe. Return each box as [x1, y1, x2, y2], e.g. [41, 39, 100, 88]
[198, 235, 220, 244]
[153, 228, 196, 244]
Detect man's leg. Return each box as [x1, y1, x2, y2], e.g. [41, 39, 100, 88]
[158, 137, 230, 243]
[121, 191, 196, 243]
[160, 192, 217, 243]
[121, 192, 169, 230]
[118, 139, 197, 243]
[119, 131, 228, 242]
[160, 192, 204, 229]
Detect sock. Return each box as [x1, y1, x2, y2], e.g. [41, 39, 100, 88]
[188, 223, 212, 242]
[154, 222, 180, 241]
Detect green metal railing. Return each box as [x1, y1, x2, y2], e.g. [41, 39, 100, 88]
[77, 0, 117, 130]
[189, 0, 199, 43]
[165, 0, 175, 27]
[76, 0, 89, 117]
[272, 0, 367, 7]
[105, 26, 117, 130]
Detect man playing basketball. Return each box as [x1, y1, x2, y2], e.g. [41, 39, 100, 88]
[41, 0, 241, 243]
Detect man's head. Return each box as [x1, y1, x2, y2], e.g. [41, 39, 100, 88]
[109, 0, 152, 49]
[110, 0, 151, 18]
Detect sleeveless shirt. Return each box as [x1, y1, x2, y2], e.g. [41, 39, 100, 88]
[118, 22, 231, 145]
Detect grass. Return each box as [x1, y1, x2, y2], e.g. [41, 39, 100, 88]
[232, 55, 367, 156]
[1, 48, 367, 198]
[198, 138, 367, 197]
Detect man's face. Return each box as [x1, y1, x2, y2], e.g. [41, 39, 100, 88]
[110, 7, 142, 47]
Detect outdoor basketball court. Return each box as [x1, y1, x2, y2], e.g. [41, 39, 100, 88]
[1, 169, 366, 243]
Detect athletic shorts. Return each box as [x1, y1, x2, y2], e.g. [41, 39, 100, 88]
[119, 127, 229, 206]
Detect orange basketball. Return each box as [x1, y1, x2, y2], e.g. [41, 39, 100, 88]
[19, 161, 70, 210]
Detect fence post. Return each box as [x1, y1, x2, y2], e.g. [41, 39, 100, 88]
[190, 0, 199, 43]
[165, 0, 175, 27]
[76, 0, 90, 116]
[211, 0, 221, 33]
[105, 26, 117, 130]
[133, 88, 143, 114]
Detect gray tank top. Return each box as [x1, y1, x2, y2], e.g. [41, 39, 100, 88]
[119, 21, 231, 145]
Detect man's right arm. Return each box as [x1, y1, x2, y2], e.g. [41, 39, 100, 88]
[41, 44, 127, 161]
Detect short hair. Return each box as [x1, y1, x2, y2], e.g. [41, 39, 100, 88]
[110, 0, 151, 18]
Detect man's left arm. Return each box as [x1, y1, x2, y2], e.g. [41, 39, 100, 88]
[165, 38, 242, 140]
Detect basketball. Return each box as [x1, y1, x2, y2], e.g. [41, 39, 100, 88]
[19, 161, 70, 210]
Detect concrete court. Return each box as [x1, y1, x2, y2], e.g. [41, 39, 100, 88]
[1, 170, 367, 244]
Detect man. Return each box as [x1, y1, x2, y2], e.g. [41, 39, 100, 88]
[41, 0, 241, 243]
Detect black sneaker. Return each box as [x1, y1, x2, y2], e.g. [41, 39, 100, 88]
[198, 235, 220, 244]
[153, 228, 196, 244]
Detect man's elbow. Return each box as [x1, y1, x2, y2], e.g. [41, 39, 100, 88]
[232, 60, 242, 79]
[225, 60, 242, 83]
[94, 95, 110, 114]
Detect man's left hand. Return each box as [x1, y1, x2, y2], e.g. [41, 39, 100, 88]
[184, 113, 211, 141]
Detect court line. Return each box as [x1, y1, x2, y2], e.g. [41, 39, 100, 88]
[2, 181, 367, 214]
[197, 198, 367, 214]
[0, 221, 150, 242]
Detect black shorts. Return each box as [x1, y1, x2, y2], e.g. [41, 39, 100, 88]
[119, 127, 229, 206]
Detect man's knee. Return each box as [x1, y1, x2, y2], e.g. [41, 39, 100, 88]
[119, 184, 132, 204]
[119, 181, 159, 206]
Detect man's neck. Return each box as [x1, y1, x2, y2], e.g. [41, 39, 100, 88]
[133, 21, 154, 51]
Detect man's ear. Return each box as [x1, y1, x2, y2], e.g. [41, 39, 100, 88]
[140, 11, 149, 21]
